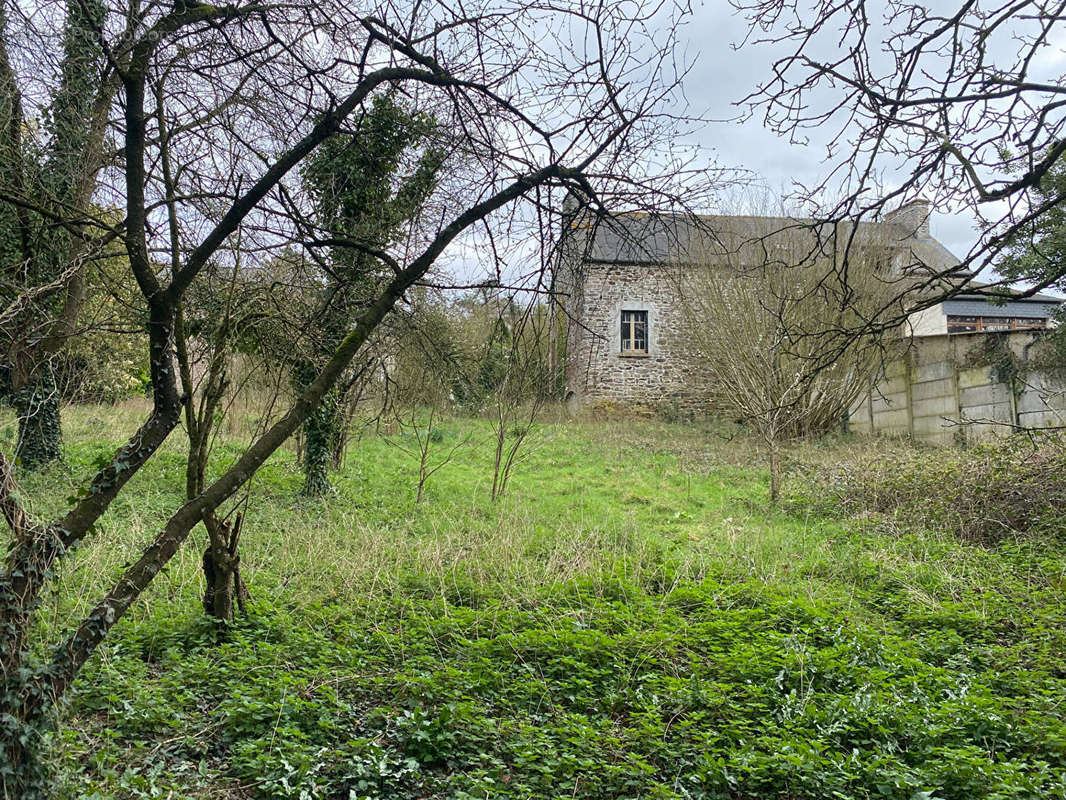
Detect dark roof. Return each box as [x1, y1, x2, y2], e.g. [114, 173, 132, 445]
[942, 297, 1060, 317]
[574, 211, 1066, 308]
[584, 213, 735, 263]
[583, 213, 810, 264]
[953, 279, 1063, 304]
[579, 211, 963, 270]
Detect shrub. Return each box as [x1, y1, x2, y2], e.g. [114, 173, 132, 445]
[56, 337, 149, 404]
[791, 434, 1066, 543]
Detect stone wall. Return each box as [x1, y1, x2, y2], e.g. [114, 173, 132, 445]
[848, 331, 1066, 444]
[557, 240, 1064, 431]
[561, 260, 712, 413]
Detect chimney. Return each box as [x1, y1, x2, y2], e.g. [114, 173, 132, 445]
[885, 198, 932, 239]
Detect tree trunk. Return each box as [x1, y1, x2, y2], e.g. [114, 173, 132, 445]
[329, 407, 347, 469]
[201, 512, 248, 620]
[14, 368, 61, 470]
[301, 388, 338, 496]
[175, 314, 252, 622]
[0, 536, 59, 796]
[0, 715, 50, 800]
[768, 438, 780, 504]
[0, 525, 59, 799]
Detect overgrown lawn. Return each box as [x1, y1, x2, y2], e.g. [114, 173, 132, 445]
[4, 405, 1064, 799]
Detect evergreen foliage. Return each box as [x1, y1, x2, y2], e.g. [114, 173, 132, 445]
[295, 94, 444, 496]
[0, 0, 109, 468]
[997, 152, 1066, 378]
[999, 154, 1066, 295]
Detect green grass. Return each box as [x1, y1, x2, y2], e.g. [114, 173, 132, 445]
[5, 404, 1066, 798]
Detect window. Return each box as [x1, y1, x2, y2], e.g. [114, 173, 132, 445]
[947, 315, 1047, 334]
[620, 309, 648, 354]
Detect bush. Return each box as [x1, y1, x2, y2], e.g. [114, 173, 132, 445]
[56, 340, 149, 404]
[791, 434, 1066, 543]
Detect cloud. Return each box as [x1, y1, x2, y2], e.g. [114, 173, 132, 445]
[675, 3, 982, 258]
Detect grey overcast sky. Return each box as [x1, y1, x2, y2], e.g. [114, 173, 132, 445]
[677, 2, 981, 259]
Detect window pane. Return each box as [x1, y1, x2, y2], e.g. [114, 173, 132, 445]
[620, 310, 648, 352]
[1013, 317, 1046, 329]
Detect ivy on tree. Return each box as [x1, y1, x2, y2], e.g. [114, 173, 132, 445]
[0, 0, 109, 470]
[296, 94, 444, 496]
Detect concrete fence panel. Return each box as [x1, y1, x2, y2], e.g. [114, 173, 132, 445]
[848, 331, 1065, 444]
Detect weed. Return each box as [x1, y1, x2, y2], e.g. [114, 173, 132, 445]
[6, 406, 1063, 799]
[791, 433, 1066, 543]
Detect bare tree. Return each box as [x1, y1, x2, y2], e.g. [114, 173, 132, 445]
[490, 377, 544, 501]
[386, 407, 471, 503]
[733, 1, 1066, 312]
[383, 306, 470, 504]
[0, 0, 704, 792]
[173, 245, 263, 619]
[681, 214, 902, 501]
[488, 299, 549, 502]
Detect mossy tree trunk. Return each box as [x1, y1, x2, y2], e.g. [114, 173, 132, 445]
[13, 366, 61, 470]
[301, 382, 339, 497]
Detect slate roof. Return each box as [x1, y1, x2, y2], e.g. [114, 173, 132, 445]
[582, 212, 814, 264]
[952, 279, 1062, 305]
[577, 210, 1063, 307]
[941, 297, 1060, 318]
[581, 211, 957, 266]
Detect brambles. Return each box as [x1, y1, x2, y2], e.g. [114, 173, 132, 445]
[791, 434, 1066, 544]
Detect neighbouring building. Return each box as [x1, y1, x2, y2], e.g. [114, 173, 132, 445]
[906, 283, 1061, 336]
[555, 198, 1063, 419]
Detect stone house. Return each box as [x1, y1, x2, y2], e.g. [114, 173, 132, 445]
[554, 199, 1062, 413]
